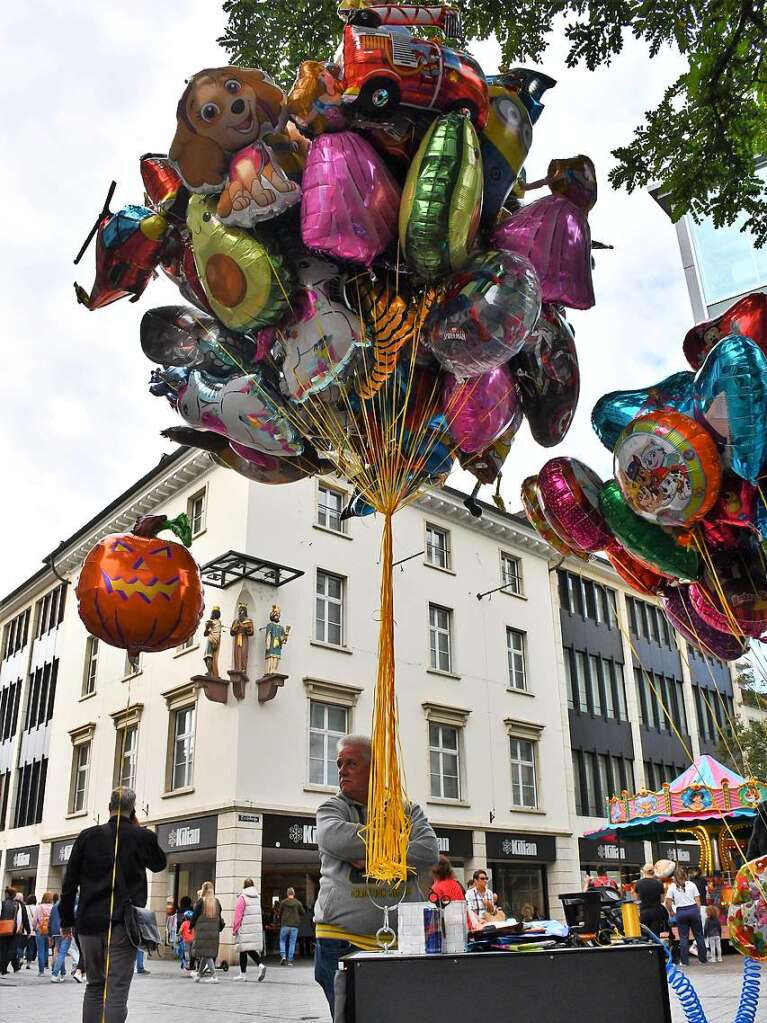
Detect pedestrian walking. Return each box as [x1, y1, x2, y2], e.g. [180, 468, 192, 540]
[232, 878, 266, 982]
[50, 894, 69, 981]
[277, 888, 304, 965]
[32, 892, 54, 975]
[190, 881, 224, 983]
[665, 867, 708, 966]
[297, 905, 315, 959]
[0, 887, 21, 976]
[11, 892, 30, 973]
[178, 911, 195, 972]
[635, 864, 669, 938]
[704, 905, 723, 962]
[135, 947, 150, 975]
[25, 895, 37, 966]
[60, 787, 167, 1023]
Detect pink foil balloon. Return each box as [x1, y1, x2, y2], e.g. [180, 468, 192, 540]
[443, 364, 520, 454]
[301, 132, 401, 265]
[662, 586, 748, 660]
[538, 457, 613, 552]
[690, 582, 765, 640]
[491, 193, 594, 310]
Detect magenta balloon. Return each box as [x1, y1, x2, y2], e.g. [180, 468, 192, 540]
[490, 193, 594, 310]
[301, 132, 401, 265]
[443, 365, 519, 454]
[662, 586, 749, 660]
[537, 457, 613, 552]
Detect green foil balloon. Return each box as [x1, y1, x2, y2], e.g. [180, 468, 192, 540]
[599, 480, 701, 582]
[399, 112, 483, 282]
[187, 195, 294, 333]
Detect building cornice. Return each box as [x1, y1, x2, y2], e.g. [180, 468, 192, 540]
[0, 449, 214, 618]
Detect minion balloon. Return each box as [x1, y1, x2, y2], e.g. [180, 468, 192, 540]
[480, 70, 556, 227]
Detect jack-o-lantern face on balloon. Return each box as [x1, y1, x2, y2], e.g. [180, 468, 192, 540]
[76, 514, 204, 658]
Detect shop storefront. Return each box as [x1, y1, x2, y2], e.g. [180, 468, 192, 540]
[261, 813, 320, 955]
[433, 827, 473, 884]
[485, 831, 556, 920]
[578, 835, 646, 887]
[48, 837, 76, 888]
[653, 840, 700, 869]
[157, 814, 218, 907]
[5, 844, 39, 897]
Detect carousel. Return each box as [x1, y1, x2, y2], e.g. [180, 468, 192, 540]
[586, 755, 767, 876]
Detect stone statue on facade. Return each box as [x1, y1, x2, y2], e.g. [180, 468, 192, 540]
[229, 602, 254, 699]
[203, 607, 222, 677]
[256, 604, 291, 704]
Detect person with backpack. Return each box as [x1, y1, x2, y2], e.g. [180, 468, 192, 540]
[190, 882, 224, 983]
[178, 911, 195, 972]
[32, 892, 54, 975]
[60, 787, 166, 1022]
[0, 887, 21, 977]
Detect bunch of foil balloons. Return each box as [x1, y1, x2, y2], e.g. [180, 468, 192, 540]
[524, 292, 767, 661]
[74, 2, 601, 522]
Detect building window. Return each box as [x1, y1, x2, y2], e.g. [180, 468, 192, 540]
[506, 629, 527, 691]
[500, 552, 522, 595]
[558, 571, 616, 627]
[2, 608, 30, 661]
[317, 483, 346, 533]
[425, 524, 451, 570]
[115, 725, 138, 790]
[0, 680, 22, 743]
[315, 570, 345, 646]
[24, 660, 58, 731]
[429, 604, 453, 673]
[82, 637, 98, 697]
[0, 770, 11, 831]
[572, 751, 584, 815]
[509, 737, 537, 808]
[308, 701, 348, 787]
[13, 757, 48, 828]
[188, 489, 207, 537]
[34, 583, 66, 640]
[176, 631, 197, 653]
[429, 723, 461, 800]
[169, 705, 195, 790]
[70, 741, 91, 814]
[123, 650, 142, 678]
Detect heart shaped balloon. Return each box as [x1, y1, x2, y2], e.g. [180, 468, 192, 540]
[443, 364, 520, 454]
[661, 585, 748, 661]
[683, 292, 767, 370]
[538, 457, 613, 552]
[301, 132, 401, 266]
[592, 371, 695, 452]
[690, 535, 767, 639]
[693, 334, 767, 483]
[521, 474, 584, 559]
[511, 304, 579, 447]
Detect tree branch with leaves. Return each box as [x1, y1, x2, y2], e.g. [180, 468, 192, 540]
[219, 0, 767, 243]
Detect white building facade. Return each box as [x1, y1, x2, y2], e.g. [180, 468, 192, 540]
[0, 448, 742, 956]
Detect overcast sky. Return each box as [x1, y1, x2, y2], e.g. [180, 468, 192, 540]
[0, 3, 693, 596]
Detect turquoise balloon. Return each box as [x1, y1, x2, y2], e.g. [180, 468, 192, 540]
[693, 334, 767, 483]
[592, 371, 695, 452]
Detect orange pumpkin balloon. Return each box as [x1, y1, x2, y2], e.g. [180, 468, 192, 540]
[76, 514, 204, 658]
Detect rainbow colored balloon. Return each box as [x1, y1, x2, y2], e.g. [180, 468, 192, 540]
[728, 857, 767, 961]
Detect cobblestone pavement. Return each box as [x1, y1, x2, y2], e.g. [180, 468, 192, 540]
[0, 951, 763, 1022]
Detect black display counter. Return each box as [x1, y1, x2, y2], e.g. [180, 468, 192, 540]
[341, 944, 671, 1023]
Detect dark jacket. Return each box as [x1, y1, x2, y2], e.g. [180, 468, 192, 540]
[747, 802, 767, 860]
[1, 896, 16, 925]
[60, 816, 167, 935]
[190, 898, 223, 959]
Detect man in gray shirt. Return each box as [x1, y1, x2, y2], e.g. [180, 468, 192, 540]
[313, 735, 439, 1016]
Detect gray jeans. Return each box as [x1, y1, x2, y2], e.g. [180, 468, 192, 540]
[78, 924, 136, 1023]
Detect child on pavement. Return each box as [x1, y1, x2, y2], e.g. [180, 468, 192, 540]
[704, 905, 722, 962]
[178, 912, 195, 972]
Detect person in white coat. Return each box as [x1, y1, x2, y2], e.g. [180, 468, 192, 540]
[231, 879, 266, 982]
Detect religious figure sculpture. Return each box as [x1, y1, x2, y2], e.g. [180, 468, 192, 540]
[203, 607, 222, 677]
[229, 602, 255, 698]
[264, 605, 291, 675]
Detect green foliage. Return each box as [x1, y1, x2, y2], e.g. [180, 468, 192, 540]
[717, 714, 767, 780]
[219, 0, 767, 243]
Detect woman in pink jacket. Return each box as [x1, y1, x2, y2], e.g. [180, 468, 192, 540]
[32, 892, 54, 976]
[231, 879, 266, 982]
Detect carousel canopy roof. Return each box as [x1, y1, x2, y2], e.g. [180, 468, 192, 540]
[584, 754, 767, 841]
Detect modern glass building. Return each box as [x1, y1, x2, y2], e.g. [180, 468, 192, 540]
[651, 162, 767, 321]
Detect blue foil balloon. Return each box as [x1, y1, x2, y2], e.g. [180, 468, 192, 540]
[591, 371, 695, 451]
[693, 334, 767, 483]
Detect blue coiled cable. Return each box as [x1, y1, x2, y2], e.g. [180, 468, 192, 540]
[734, 957, 762, 1023]
[641, 925, 708, 1023]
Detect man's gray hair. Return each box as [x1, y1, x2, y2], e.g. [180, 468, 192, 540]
[109, 787, 137, 816]
[337, 735, 372, 762]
